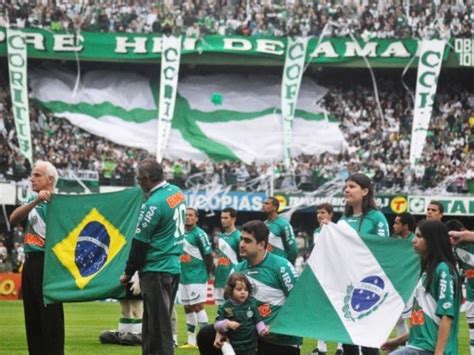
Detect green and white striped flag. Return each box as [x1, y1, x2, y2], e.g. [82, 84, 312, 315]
[29, 67, 346, 164]
[271, 221, 420, 347]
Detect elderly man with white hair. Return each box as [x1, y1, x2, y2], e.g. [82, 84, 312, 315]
[10, 160, 64, 355]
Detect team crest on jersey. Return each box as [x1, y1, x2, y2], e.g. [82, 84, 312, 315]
[342, 275, 388, 322]
[246, 308, 254, 318]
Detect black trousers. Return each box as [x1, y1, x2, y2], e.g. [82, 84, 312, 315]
[343, 344, 380, 355]
[22, 252, 64, 355]
[140, 272, 179, 355]
[197, 324, 300, 355]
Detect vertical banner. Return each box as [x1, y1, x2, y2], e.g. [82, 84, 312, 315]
[281, 37, 309, 168]
[7, 28, 33, 165]
[409, 39, 446, 167]
[156, 35, 182, 162]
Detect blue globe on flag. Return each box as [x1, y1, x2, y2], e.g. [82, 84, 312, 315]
[75, 221, 110, 277]
[350, 276, 385, 313]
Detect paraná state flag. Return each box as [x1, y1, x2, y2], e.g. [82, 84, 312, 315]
[271, 220, 420, 348]
[43, 187, 143, 304]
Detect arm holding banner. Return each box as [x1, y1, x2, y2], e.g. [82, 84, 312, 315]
[10, 191, 51, 225]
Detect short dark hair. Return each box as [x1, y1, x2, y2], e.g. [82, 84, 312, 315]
[241, 220, 269, 248]
[186, 207, 199, 218]
[317, 203, 334, 215]
[224, 273, 252, 300]
[428, 201, 444, 214]
[268, 197, 280, 211]
[445, 219, 465, 232]
[137, 158, 163, 183]
[222, 207, 237, 218]
[397, 212, 416, 232]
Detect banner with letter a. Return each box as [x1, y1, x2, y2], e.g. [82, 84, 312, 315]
[7, 28, 32, 164]
[156, 35, 182, 162]
[409, 40, 446, 167]
[43, 187, 143, 304]
[271, 221, 419, 347]
[281, 37, 309, 168]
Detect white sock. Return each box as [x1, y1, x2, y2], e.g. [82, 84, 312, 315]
[118, 317, 134, 333]
[196, 309, 208, 328]
[337, 343, 343, 350]
[470, 328, 474, 355]
[317, 340, 327, 352]
[396, 317, 408, 336]
[185, 312, 197, 345]
[132, 319, 142, 333]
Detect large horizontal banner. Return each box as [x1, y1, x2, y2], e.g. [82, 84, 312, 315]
[0, 273, 22, 301]
[185, 190, 267, 212]
[274, 192, 409, 215]
[0, 27, 452, 66]
[408, 195, 474, 216]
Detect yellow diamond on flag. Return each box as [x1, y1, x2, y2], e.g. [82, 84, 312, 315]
[52, 208, 127, 289]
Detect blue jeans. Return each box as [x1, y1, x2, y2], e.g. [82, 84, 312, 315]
[390, 347, 433, 355]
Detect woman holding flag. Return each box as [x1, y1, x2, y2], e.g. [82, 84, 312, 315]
[382, 220, 460, 354]
[339, 173, 390, 355]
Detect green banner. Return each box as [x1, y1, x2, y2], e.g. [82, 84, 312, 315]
[0, 27, 454, 66]
[43, 187, 143, 304]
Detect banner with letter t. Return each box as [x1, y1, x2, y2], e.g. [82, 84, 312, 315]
[409, 40, 446, 167]
[281, 37, 309, 169]
[7, 28, 33, 165]
[156, 35, 182, 162]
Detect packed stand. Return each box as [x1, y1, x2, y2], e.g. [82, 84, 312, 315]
[1, 0, 473, 39]
[1, 74, 472, 193]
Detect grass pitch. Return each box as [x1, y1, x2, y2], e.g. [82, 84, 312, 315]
[0, 301, 469, 354]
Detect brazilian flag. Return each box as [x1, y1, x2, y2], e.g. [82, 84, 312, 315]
[43, 187, 143, 304]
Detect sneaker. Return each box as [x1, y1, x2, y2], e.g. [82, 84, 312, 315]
[99, 330, 121, 344]
[120, 332, 142, 346]
[178, 343, 199, 349]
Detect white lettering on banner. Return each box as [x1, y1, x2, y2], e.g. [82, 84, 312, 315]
[53, 34, 84, 52]
[7, 28, 32, 165]
[223, 38, 252, 51]
[156, 35, 182, 162]
[454, 38, 474, 67]
[408, 195, 474, 216]
[281, 37, 309, 169]
[115, 36, 148, 54]
[308, 41, 339, 58]
[380, 42, 410, 57]
[409, 40, 446, 167]
[345, 42, 378, 57]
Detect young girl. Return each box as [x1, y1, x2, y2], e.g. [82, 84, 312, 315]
[214, 273, 267, 355]
[339, 173, 389, 355]
[382, 220, 460, 354]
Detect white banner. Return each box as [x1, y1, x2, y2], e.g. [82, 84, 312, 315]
[7, 28, 32, 164]
[156, 35, 182, 162]
[281, 37, 309, 168]
[409, 40, 446, 167]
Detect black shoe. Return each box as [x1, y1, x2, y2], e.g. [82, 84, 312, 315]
[310, 349, 327, 355]
[99, 330, 121, 344]
[120, 332, 142, 346]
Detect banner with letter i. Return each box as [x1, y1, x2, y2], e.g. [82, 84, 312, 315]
[409, 39, 446, 167]
[281, 37, 309, 168]
[7, 27, 33, 165]
[156, 35, 182, 162]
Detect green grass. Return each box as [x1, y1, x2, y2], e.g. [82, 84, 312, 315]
[0, 301, 469, 354]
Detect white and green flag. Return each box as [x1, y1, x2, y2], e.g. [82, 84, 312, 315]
[271, 221, 420, 347]
[409, 39, 446, 167]
[157, 35, 181, 162]
[29, 67, 346, 163]
[7, 28, 32, 164]
[281, 37, 309, 168]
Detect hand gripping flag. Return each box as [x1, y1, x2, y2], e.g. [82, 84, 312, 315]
[271, 220, 420, 348]
[43, 187, 143, 304]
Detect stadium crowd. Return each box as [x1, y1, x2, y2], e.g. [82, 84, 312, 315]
[1, 74, 472, 193]
[1, 0, 473, 38]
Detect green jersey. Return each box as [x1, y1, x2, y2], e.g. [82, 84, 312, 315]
[232, 252, 302, 347]
[134, 182, 186, 274]
[454, 242, 474, 301]
[408, 262, 459, 354]
[339, 209, 389, 238]
[391, 232, 415, 241]
[24, 195, 47, 253]
[214, 229, 241, 288]
[216, 297, 262, 351]
[265, 216, 298, 263]
[180, 226, 212, 284]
